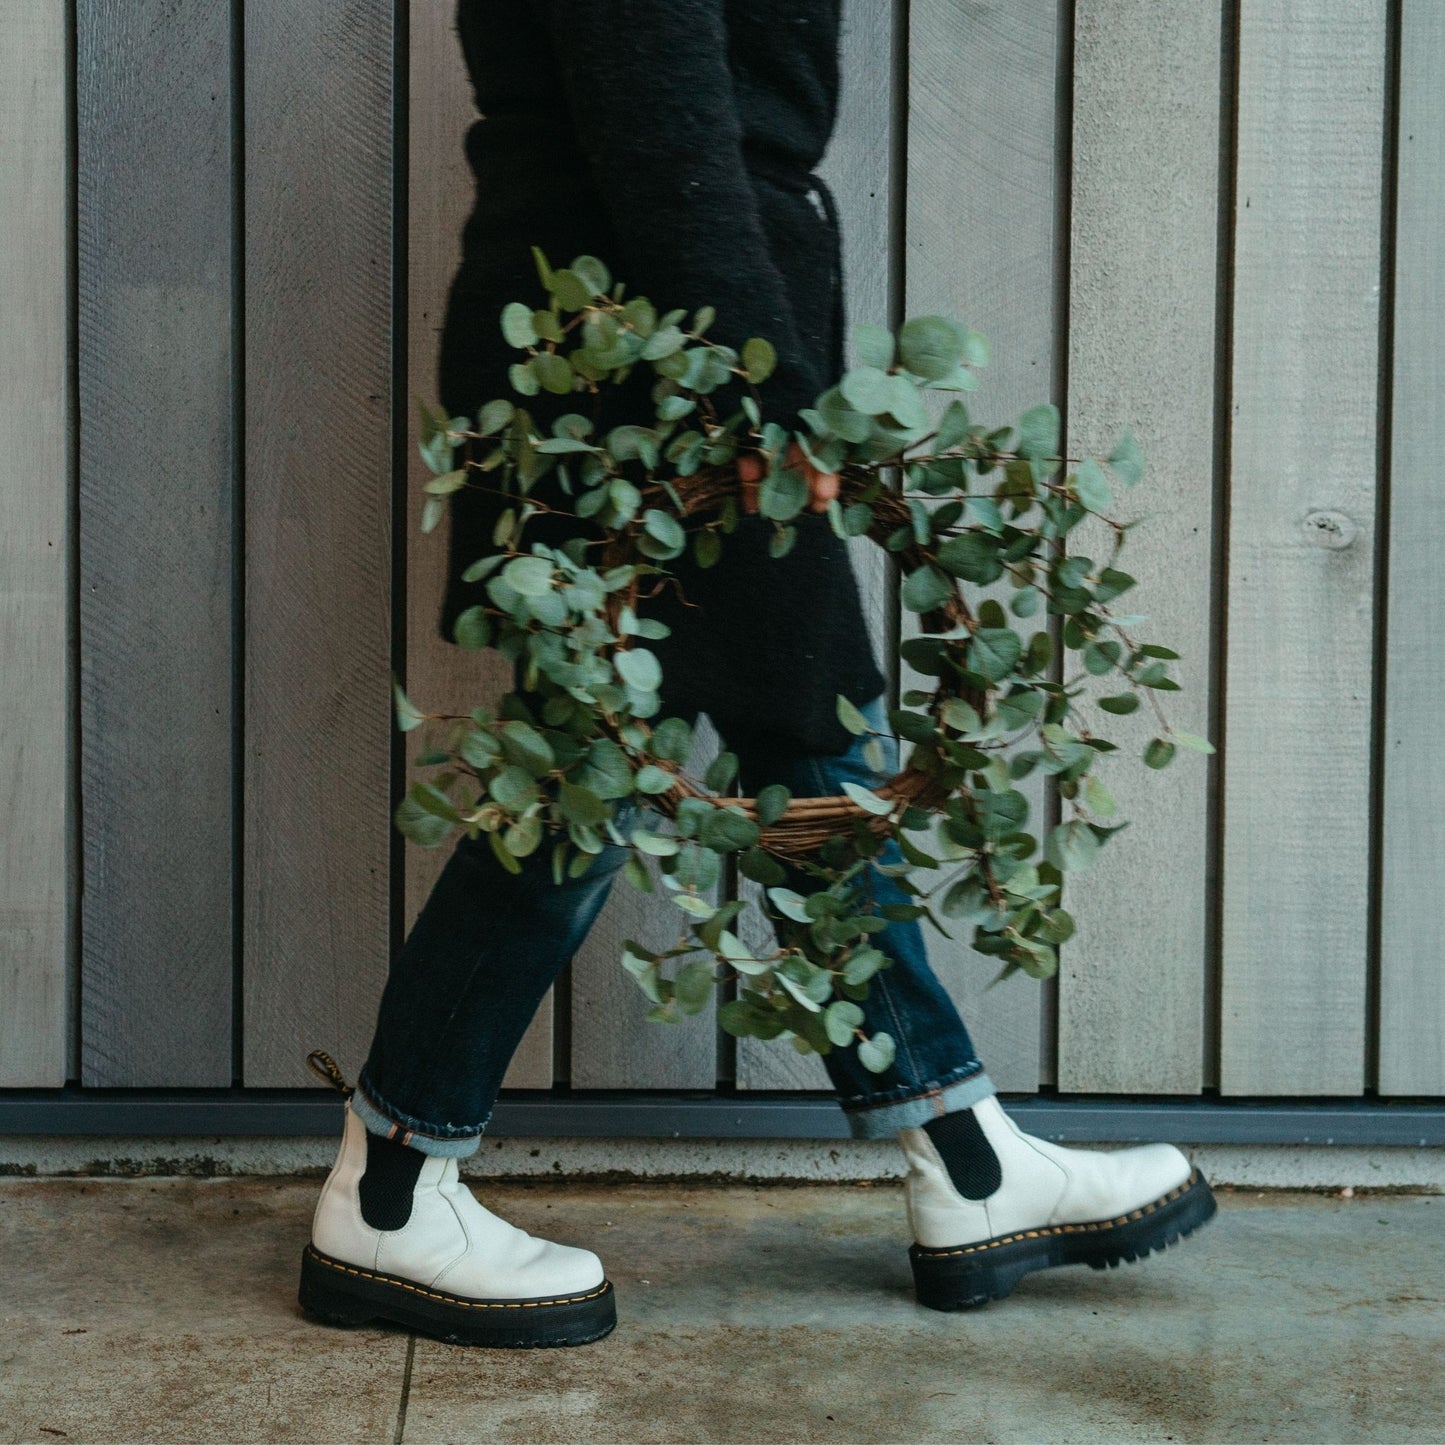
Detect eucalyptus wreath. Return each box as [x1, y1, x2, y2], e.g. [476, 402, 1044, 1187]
[392, 246, 1212, 1074]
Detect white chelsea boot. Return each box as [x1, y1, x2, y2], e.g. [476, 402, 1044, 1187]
[298, 1054, 615, 1347]
[898, 1093, 1216, 1310]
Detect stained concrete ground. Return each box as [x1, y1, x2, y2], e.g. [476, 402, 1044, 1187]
[1, 1178, 1440, 1444]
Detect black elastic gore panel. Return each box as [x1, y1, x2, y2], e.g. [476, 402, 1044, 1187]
[359, 1129, 426, 1230]
[923, 1107, 1003, 1200]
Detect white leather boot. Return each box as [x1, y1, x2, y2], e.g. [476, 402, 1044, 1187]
[298, 1056, 614, 1347]
[898, 1094, 1216, 1310]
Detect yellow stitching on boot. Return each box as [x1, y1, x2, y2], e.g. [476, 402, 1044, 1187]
[306, 1244, 611, 1310]
[917, 1168, 1201, 1258]
[305, 1050, 353, 1097]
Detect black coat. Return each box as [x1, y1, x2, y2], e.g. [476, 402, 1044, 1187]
[436, 0, 888, 755]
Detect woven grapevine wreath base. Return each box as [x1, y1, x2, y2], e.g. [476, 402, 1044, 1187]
[582, 457, 989, 862]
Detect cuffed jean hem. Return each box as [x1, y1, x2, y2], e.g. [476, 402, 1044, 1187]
[350, 1075, 487, 1159]
[838, 1065, 997, 1140]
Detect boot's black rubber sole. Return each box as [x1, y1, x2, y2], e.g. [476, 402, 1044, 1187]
[298, 1242, 617, 1347]
[910, 1166, 1217, 1311]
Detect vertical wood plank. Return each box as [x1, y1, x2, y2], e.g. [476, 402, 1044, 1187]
[76, 1, 234, 1084]
[244, 1, 395, 1084]
[1058, 0, 1221, 1093]
[736, 0, 896, 1091]
[1379, 0, 1445, 1095]
[0, 0, 71, 1085]
[899, 0, 1064, 1094]
[406, 1, 551, 1087]
[1220, 0, 1386, 1095]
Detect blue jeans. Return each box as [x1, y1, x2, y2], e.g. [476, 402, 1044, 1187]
[353, 692, 995, 1156]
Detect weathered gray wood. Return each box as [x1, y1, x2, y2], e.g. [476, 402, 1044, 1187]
[406, 1, 551, 1087]
[1058, 0, 1220, 1093]
[736, 0, 895, 1091]
[0, 1, 71, 1085]
[571, 717, 721, 1089]
[1379, 0, 1445, 1096]
[76, 0, 233, 1085]
[896, 0, 1064, 1093]
[1220, 0, 1386, 1095]
[244, 1, 395, 1085]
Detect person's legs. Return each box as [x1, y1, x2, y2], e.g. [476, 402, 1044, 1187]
[302, 705, 669, 1344]
[730, 690, 1216, 1307]
[730, 690, 998, 1135]
[351, 791, 648, 1157]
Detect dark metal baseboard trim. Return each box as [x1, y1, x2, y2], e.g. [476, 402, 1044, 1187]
[1, 1090, 1443, 1146]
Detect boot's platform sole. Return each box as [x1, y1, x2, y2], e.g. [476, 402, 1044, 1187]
[298, 1242, 617, 1347]
[910, 1166, 1217, 1311]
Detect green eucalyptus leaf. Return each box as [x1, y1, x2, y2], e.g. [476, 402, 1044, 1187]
[1017, 403, 1060, 461]
[571, 253, 611, 295]
[841, 781, 894, 816]
[674, 959, 716, 1013]
[1075, 457, 1112, 512]
[901, 563, 954, 613]
[836, 695, 869, 736]
[394, 792, 453, 848]
[694, 528, 723, 568]
[742, 336, 776, 383]
[502, 555, 554, 597]
[854, 323, 895, 370]
[558, 780, 608, 826]
[1108, 428, 1144, 486]
[1144, 737, 1177, 769]
[634, 764, 675, 794]
[898, 316, 966, 380]
[839, 366, 894, 415]
[1098, 693, 1140, 715]
[1045, 819, 1100, 872]
[857, 1031, 896, 1073]
[501, 302, 537, 348]
[755, 783, 791, 826]
[490, 829, 523, 874]
[533, 351, 574, 394]
[767, 524, 797, 558]
[550, 268, 593, 310]
[969, 628, 1023, 681]
[615, 647, 662, 692]
[767, 887, 812, 924]
[509, 360, 539, 396]
[824, 999, 864, 1047]
[700, 805, 760, 852]
[703, 751, 739, 792]
[1170, 731, 1215, 754]
[642, 508, 686, 549]
[392, 675, 426, 732]
[499, 720, 555, 773]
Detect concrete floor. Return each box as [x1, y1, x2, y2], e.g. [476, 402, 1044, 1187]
[1, 1178, 1440, 1444]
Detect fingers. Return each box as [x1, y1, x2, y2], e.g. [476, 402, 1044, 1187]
[737, 444, 838, 515]
[737, 451, 762, 513]
[807, 469, 839, 513]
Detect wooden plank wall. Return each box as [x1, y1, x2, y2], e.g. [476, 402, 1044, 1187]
[0, 0, 70, 1086]
[1061, 0, 1221, 1093]
[243, 1, 396, 1086]
[1379, 0, 1445, 1096]
[3, 0, 1441, 1112]
[76, 0, 235, 1086]
[1219, 0, 1387, 1095]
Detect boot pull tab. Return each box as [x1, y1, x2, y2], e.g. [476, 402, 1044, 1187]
[305, 1049, 354, 1098]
